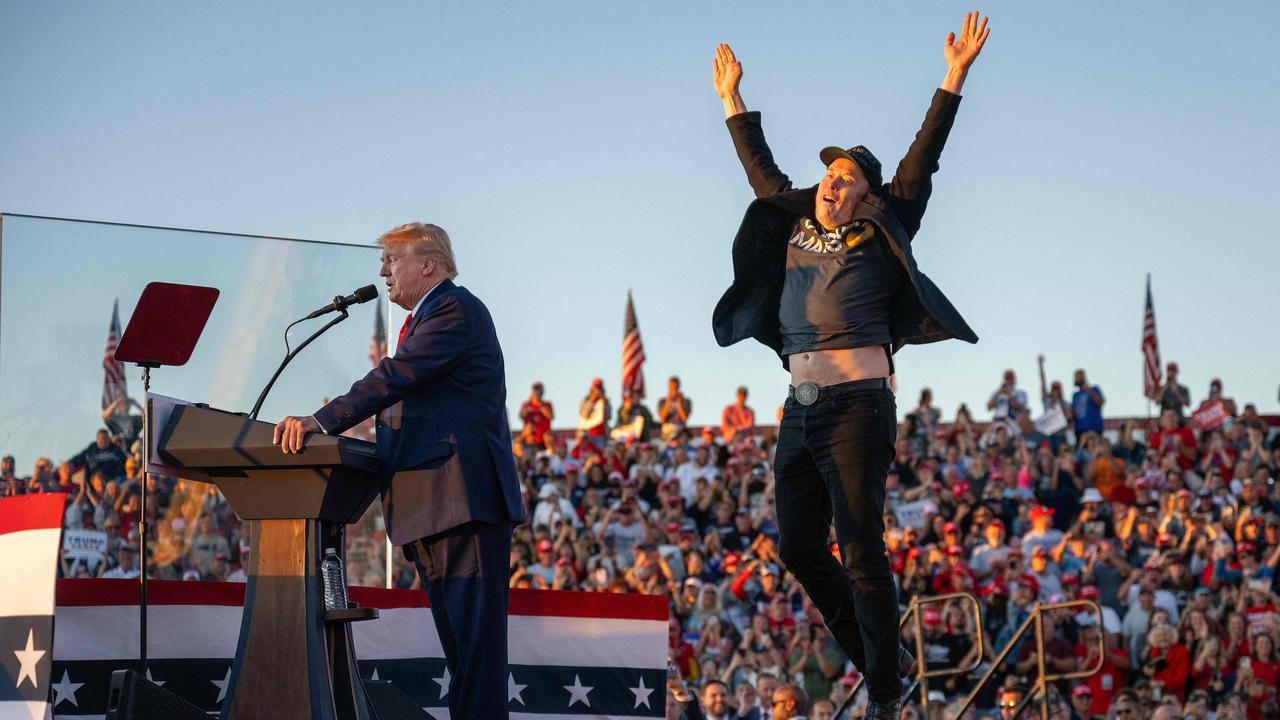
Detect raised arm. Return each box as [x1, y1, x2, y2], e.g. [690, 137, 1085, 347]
[714, 43, 793, 198]
[886, 11, 990, 238]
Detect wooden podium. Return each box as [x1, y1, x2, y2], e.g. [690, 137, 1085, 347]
[156, 402, 382, 720]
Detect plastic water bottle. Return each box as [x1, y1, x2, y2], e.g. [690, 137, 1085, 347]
[321, 548, 348, 611]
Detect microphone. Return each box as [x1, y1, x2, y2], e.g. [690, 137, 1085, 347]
[303, 285, 378, 320]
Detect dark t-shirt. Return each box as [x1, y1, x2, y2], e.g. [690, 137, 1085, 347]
[779, 218, 903, 356]
[71, 441, 127, 481]
[923, 631, 972, 672]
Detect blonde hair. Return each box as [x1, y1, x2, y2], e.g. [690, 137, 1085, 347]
[377, 222, 458, 279]
[1148, 623, 1177, 649]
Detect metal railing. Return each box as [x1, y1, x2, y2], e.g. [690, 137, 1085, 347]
[950, 599, 1105, 720]
[849, 592, 985, 706]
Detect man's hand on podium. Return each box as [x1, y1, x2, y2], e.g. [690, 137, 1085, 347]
[274, 415, 321, 454]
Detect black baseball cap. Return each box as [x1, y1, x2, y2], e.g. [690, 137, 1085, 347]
[819, 145, 883, 187]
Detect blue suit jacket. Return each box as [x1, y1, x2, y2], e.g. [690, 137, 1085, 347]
[314, 279, 526, 543]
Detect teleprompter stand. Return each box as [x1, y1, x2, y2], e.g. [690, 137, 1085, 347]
[110, 282, 385, 720]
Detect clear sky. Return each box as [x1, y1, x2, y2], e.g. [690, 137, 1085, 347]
[2, 1, 1278, 461]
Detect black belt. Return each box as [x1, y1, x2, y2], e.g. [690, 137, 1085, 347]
[787, 377, 891, 406]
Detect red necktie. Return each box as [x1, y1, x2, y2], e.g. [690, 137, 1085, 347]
[398, 314, 413, 345]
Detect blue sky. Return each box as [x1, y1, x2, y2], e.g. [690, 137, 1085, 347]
[2, 1, 1278, 462]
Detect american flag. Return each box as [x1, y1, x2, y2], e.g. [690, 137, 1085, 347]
[0, 494, 64, 720]
[369, 296, 387, 367]
[621, 291, 645, 399]
[102, 299, 127, 410]
[1142, 274, 1161, 399]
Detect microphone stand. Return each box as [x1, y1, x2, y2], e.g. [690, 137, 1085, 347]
[249, 308, 350, 421]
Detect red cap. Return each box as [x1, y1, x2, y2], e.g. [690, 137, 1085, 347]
[946, 545, 964, 557]
[1176, 489, 1192, 499]
[1237, 542, 1257, 556]
[907, 547, 923, 560]
[1030, 505, 1054, 519]
[591, 377, 603, 388]
[665, 521, 681, 533]
[1072, 685, 1092, 698]
[724, 552, 741, 568]
[1080, 585, 1100, 600]
[981, 578, 1009, 597]
[953, 481, 971, 495]
[537, 539, 553, 552]
[1032, 545, 1049, 557]
[1019, 575, 1041, 597]
[1051, 380, 1062, 390]
[1166, 361, 1178, 372]
[1008, 548, 1025, 559]
[556, 557, 572, 567]
[923, 607, 944, 625]
[1061, 572, 1079, 586]
[1135, 477, 1151, 490]
[944, 522, 960, 534]
[990, 519, 1006, 530]
[1003, 370, 1015, 381]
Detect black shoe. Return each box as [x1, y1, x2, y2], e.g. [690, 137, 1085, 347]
[898, 646, 915, 678]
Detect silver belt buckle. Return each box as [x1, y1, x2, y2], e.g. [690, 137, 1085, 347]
[794, 381, 819, 406]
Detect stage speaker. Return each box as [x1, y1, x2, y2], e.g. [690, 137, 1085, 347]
[362, 679, 433, 720]
[104, 669, 210, 720]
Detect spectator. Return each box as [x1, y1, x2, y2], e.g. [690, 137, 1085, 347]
[1141, 623, 1190, 701]
[102, 395, 144, 446]
[1154, 362, 1191, 421]
[531, 482, 577, 532]
[1071, 369, 1106, 442]
[699, 679, 733, 720]
[101, 545, 140, 579]
[721, 386, 756, 443]
[613, 389, 654, 442]
[1070, 685, 1094, 720]
[67, 429, 127, 484]
[988, 369, 1028, 437]
[770, 683, 807, 720]
[577, 378, 610, 445]
[518, 382, 555, 446]
[906, 388, 942, 456]
[1037, 354, 1071, 453]
[1150, 409, 1198, 472]
[658, 376, 693, 441]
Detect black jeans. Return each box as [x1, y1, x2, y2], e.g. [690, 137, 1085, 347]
[774, 381, 900, 703]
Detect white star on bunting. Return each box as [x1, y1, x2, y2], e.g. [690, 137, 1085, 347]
[433, 666, 451, 699]
[146, 668, 165, 686]
[51, 669, 85, 707]
[564, 674, 593, 708]
[13, 629, 45, 688]
[370, 668, 380, 681]
[212, 667, 232, 703]
[630, 675, 654, 709]
[508, 672, 527, 705]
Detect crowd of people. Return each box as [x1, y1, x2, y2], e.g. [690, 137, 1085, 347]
[4, 362, 1279, 719]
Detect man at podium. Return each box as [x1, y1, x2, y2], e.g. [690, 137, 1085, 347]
[275, 222, 526, 719]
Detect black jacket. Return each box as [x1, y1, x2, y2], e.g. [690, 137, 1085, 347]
[712, 89, 978, 367]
